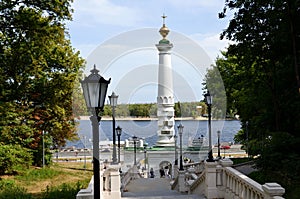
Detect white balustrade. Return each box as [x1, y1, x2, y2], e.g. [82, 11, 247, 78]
[181, 159, 285, 199]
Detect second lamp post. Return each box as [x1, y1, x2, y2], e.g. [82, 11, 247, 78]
[205, 90, 214, 162]
[178, 124, 184, 171]
[132, 135, 138, 165]
[109, 92, 118, 164]
[116, 126, 122, 163]
[217, 130, 221, 159]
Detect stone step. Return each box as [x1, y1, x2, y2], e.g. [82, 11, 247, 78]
[122, 178, 206, 199]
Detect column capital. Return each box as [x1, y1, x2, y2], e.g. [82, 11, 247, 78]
[156, 43, 173, 52]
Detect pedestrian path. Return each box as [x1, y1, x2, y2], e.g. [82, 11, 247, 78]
[122, 178, 205, 199]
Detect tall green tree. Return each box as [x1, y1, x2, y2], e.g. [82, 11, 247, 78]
[0, 0, 84, 166]
[214, 0, 300, 191]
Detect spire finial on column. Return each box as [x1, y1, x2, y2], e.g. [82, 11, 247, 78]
[162, 13, 167, 25]
[159, 14, 170, 41]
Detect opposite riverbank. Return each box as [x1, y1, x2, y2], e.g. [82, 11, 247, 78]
[78, 116, 238, 121]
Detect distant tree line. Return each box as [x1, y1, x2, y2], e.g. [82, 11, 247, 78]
[97, 101, 208, 118]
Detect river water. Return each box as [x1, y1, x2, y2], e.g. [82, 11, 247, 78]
[66, 119, 241, 149]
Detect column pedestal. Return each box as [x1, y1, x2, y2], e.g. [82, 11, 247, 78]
[103, 164, 121, 199]
[178, 170, 187, 193]
[205, 161, 218, 199]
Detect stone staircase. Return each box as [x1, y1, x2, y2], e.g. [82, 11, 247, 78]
[122, 178, 205, 199]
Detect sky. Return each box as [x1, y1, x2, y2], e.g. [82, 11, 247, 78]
[67, 0, 232, 104]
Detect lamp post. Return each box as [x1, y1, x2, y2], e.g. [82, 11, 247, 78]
[42, 130, 45, 168]
[143, 143, 147, 176]
[174, 134, 178, 166]
[132, 136, 138, 165]
[116, 126, 122, 163]
[217, 130, 221, 159]
[246, 121, 249, 158]
[205, 90, 214, 162]
[80, 65, 110, 199]
[177, 124, 184, 171]
[109, 92, 118, 164]
[173, 133, 178, 178]
[82, 135, 86, 171]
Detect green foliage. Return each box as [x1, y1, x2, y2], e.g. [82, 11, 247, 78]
[0, 180, 32, 199]
[16, 167, 62, 182]
[204, 65, 227, 118]
[0, 178, 87, 199]
[0, 187, 32, 199]
[98, 102, 207, 118]
[42, 181, 85, 199]
[0, 144, 32, 175]
[175, 102, 206, 118]
[0, 0, 84, 166]
[31, 133, 54, 167]
[209, 0, 300, 196]
[128, 103, 156, 117]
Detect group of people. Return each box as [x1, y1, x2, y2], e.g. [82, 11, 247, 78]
[149, 165, 171, 178]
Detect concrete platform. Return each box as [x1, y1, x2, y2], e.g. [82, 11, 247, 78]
[122, 178, 205, 199]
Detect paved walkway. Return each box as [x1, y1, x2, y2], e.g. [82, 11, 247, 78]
[122, 178, 205, 199]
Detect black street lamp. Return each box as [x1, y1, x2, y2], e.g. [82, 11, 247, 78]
[143, 143, 148, 173]
[81, 135, 87, 170]
[109, 92, 118, 164]
[205, 90, 214, 162]
[80, 65, 110, 199]
[132, 136, 138, 165]
[217, 130, 221, 159]
[178, 124, 184, 171]
[116, 126, 122, 163]
[174, 134, 178, 166]
[42, 130, 45, 168]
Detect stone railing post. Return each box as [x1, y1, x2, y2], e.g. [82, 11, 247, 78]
[173, 164, 178, 178]
[178, 170, 187, 192]
[131, 164, 139, 179]
[220, 158, 233, 199]
[262, 183, 285, 199]
[204, 161, 218, 199]
[103, 164, 121, 199]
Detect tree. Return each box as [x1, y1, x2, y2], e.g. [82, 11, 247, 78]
[0, 0, 84, 166]
[216, 0, 300, 190]
[204, 65, 227, 119]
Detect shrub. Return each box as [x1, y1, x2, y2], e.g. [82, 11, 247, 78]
[0, 179, 32, 199]
[42, 181, 83, 199]
[0, 144, 32, 174]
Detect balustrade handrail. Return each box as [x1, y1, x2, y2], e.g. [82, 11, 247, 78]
[189, 171, 205, 192]
[171, 175, 179, 190]
[183, 161, 205, 174]
[224, 167, 265, 198]
[121, 158, 144, 189]
[121, 167, 133, 189]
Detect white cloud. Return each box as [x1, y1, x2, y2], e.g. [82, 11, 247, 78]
[71, 0, 142, 27]
[190, 33, 232, 60]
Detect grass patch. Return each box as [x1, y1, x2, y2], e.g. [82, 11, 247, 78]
[0, 179, 33, 199]
[231, 157, 254, 165]
[42, 181, 88, 199]
[16, 167, 63, 182]
[0, 162, 93, 198]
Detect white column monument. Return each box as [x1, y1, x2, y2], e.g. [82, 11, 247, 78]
[155, 15, 175, 147]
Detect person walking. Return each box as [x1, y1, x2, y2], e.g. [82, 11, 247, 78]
[150, 168, 155, 178]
